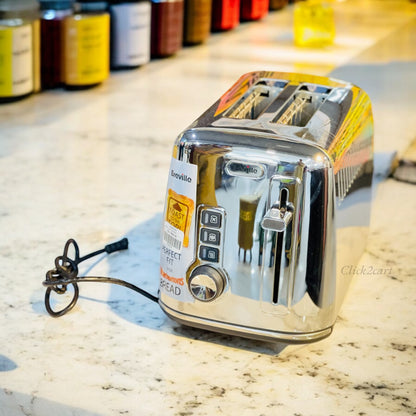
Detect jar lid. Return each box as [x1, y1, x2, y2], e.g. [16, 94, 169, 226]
[77, 0, 108, 11]
[0, 0, 39, 12]
[110, 0, 149, 4]
[39, 0, 74, 10]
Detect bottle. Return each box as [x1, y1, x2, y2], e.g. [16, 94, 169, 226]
[269, 0, 288, 10]
[183, 0, 212, 45]
[294, 0, 335, 47]
[151, 0, 184, 57]
[211, 0, 240, 31]
[109, 0, 151, 69]
[64, 0, 110, 88]
[39, 0, 74, 89]
[240, 0, 269, 21]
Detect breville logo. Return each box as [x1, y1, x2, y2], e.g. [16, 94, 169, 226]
[225, 161, 265, 179]
[171, 170, 192, 183]
[233, 164, 259, 174]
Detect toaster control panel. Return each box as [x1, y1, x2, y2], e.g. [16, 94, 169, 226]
[188, 206, 226, 301]
[197, 207, 225, 264]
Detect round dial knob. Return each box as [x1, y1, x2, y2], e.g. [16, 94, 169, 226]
[188, 266, 225, 302]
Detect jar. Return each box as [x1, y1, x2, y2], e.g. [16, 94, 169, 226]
[0, 0, 40, 101]
[294, 0, 335, 47]
[64, 0, 110, 88]
[151, 0, 184, 57]
[109, 0, 151, 69]
[0, 18, 33, 102]
[40, 0, 74, 89]
[240, 0, 269, 21]
[211, 0, 240, 31]
[183, 0, 212, 45]
[269, 0, 288, 10]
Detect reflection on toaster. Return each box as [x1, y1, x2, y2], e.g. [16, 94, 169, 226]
[159, 71, 373, 343]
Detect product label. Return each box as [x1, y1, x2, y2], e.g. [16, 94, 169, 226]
[64, 14, 110, 86]
[0, 24, 33, 97]
[110, 3, 151, 66]
[160, 158, 197, 302]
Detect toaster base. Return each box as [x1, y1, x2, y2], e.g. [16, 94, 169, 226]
[159, 300, 333, 344]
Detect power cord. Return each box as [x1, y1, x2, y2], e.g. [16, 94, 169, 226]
[42, 238, 158, 317]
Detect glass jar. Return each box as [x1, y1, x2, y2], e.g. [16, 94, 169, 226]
[151, 0, 184, 57]
[183, 0, 212, 45]
[211, 0, 240, 31]
[40, 0, 74, 89]
[109, 0, 151, 69]
[63, 0, 110, 88]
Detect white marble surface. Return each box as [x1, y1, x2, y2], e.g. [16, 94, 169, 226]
[1, 1, 416, 415]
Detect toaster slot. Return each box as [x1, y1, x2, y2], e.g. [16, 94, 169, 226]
[273, 84, 332, 127]
[225, 79, 287, 120]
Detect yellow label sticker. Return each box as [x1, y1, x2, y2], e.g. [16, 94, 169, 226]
[166, 189, 194, 248]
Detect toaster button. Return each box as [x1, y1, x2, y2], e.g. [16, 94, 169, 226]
[200, 228, 221, 246]
[199, 245, 220, 263]
[188, 265, 225, 302]
[201, 210, 222, 228]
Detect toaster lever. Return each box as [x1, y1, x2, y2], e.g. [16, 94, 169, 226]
[261, 188, 293, 232]
[261, 207, 292, 232]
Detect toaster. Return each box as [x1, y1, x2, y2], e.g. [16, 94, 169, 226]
[159, 71, 373, 343]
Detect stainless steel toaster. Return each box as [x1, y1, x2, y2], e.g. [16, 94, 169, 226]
[159, 71, 373, 343]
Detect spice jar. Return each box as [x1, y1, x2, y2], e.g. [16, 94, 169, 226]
[183, 0, 212, 45]
[40, 0, 74, 89]
[151, 0, 184, 57]
[109, 0, 151, 69]
[211, 0, 240, 31]
[63, 0, 110, 88]
[269, 0, 288, 10]
[240, 0, 269, 21]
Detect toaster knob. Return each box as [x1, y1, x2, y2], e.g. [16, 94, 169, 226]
[188, 266, 225, 302]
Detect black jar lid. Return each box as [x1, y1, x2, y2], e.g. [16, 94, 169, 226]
[39, 0, 74, 10]
[109, 0, 150, 4]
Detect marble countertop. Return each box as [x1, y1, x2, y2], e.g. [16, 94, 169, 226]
[1, 1, 415, 415]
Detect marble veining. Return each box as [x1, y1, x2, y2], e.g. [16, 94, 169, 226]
[0, 1, 415, 415]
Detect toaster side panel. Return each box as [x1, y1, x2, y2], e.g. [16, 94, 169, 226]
[332, 90, 374, 313]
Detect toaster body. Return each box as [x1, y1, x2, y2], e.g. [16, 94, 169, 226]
[159, 71, 373, 343]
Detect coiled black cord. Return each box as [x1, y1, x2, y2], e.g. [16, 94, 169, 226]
[42, 238, 158, 317]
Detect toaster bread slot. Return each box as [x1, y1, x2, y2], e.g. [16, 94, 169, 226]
[273, 84, 332, 127]
[225, 79, 287, 120]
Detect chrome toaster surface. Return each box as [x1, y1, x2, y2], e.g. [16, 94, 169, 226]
[159, 71, 374, 343]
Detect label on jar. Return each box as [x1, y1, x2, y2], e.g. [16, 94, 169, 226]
[64, 14, 110, 86]
[160, 158, 197, 302]
[110, 2, 151, 67]
[0, 23, 33, 97]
